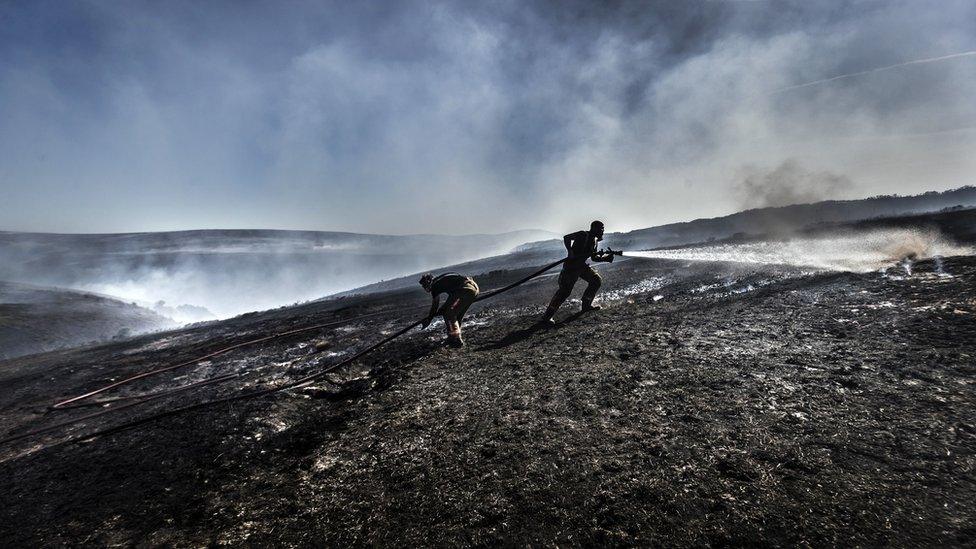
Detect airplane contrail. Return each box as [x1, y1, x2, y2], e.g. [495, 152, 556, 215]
[773, 50, 976, 94]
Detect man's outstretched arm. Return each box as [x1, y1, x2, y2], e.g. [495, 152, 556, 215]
[423, 295, 440, 328]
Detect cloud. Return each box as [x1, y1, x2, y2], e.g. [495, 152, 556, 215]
[1, 0, 975, 235]
[772, 49, 976, 93]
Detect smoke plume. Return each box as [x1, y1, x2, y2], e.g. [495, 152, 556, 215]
[735, 160, 854, 210]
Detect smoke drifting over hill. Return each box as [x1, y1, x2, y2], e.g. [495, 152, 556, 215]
[0, 230, 553, 318]
[735, 160, 854, 209]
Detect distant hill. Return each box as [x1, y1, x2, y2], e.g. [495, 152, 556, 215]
[0, 228, 558, 257]
[512, 187, 976, 255]
[3, 188, 972, 317]
[0, 281, 175, 360]
[570, 186, 976, 253]
[0, 229, 555, 318]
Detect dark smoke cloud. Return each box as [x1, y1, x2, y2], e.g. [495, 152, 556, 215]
[735, 160, 854, 209]
[0, 1, 975, 234]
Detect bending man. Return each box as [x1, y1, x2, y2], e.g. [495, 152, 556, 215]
[541, 220, 614, 325]
[420, 272, 480, 348]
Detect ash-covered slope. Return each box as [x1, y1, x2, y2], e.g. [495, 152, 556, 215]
[0, 247, 974, 545]
[0, 228, 554, 318]
[0, 281, 175, 360]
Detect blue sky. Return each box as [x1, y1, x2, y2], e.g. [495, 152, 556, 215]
[1, 0, 975, 234]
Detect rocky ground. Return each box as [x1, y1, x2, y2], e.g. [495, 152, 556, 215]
[0, 253, 974, 546]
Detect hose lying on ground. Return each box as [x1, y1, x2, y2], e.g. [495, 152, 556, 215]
[50, 310, 394, 410]
[54, 373, 246, 410]
[52, 308, 426, 410]
[0, 320, 423, 446]
[0, 311, 406, 446]
[0, 257, 570, 448]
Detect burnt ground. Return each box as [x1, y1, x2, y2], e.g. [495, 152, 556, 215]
[0, 254, 975, 546]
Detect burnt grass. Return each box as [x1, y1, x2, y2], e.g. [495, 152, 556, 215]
[1, 255, 975, 546]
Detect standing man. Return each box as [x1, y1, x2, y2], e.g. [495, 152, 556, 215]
[420, 272, 480, 348]
[540, 220, 615, 325]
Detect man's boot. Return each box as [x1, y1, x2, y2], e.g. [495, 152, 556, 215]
[446, 320, 464, 347]
[539, 307, 557, 326]
[581, 301, 601, 313]
[447, 334, 464, 348]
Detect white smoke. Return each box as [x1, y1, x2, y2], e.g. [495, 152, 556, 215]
[625, 228, 973, 272]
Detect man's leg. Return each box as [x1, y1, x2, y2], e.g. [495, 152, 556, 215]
[446, 317, 462, 341]
[456, 282, 479, 323]
[580, 265, 602, 311]
[443, 294, 466, 347]
[451, 288, 478, 346]
[542, 267, 579, 322]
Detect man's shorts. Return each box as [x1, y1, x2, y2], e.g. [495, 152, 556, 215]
[557, 263, 599, 291]
[444, 278, 479, 320]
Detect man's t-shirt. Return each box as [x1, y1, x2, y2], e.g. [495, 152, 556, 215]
[566, 230, 598, 266]
[429, 272, 468, 296]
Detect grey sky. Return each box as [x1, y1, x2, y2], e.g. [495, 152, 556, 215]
[1, 0, 975, 234]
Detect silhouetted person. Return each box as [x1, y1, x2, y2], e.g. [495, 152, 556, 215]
[541, 220, 613, 325]
[420, 272, 480, 347]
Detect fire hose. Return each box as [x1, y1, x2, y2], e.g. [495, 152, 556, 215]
[50, 310, 395, 410]
[49, 251, 584, 413]
[0, 318, 425, 446]
[1, 254, 609, 448]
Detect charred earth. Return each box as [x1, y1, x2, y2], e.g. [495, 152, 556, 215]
[1, 245, 975, 545]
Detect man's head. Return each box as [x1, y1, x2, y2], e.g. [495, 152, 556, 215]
[419, 273, 434, 292]
[590, 220, 605, 240]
